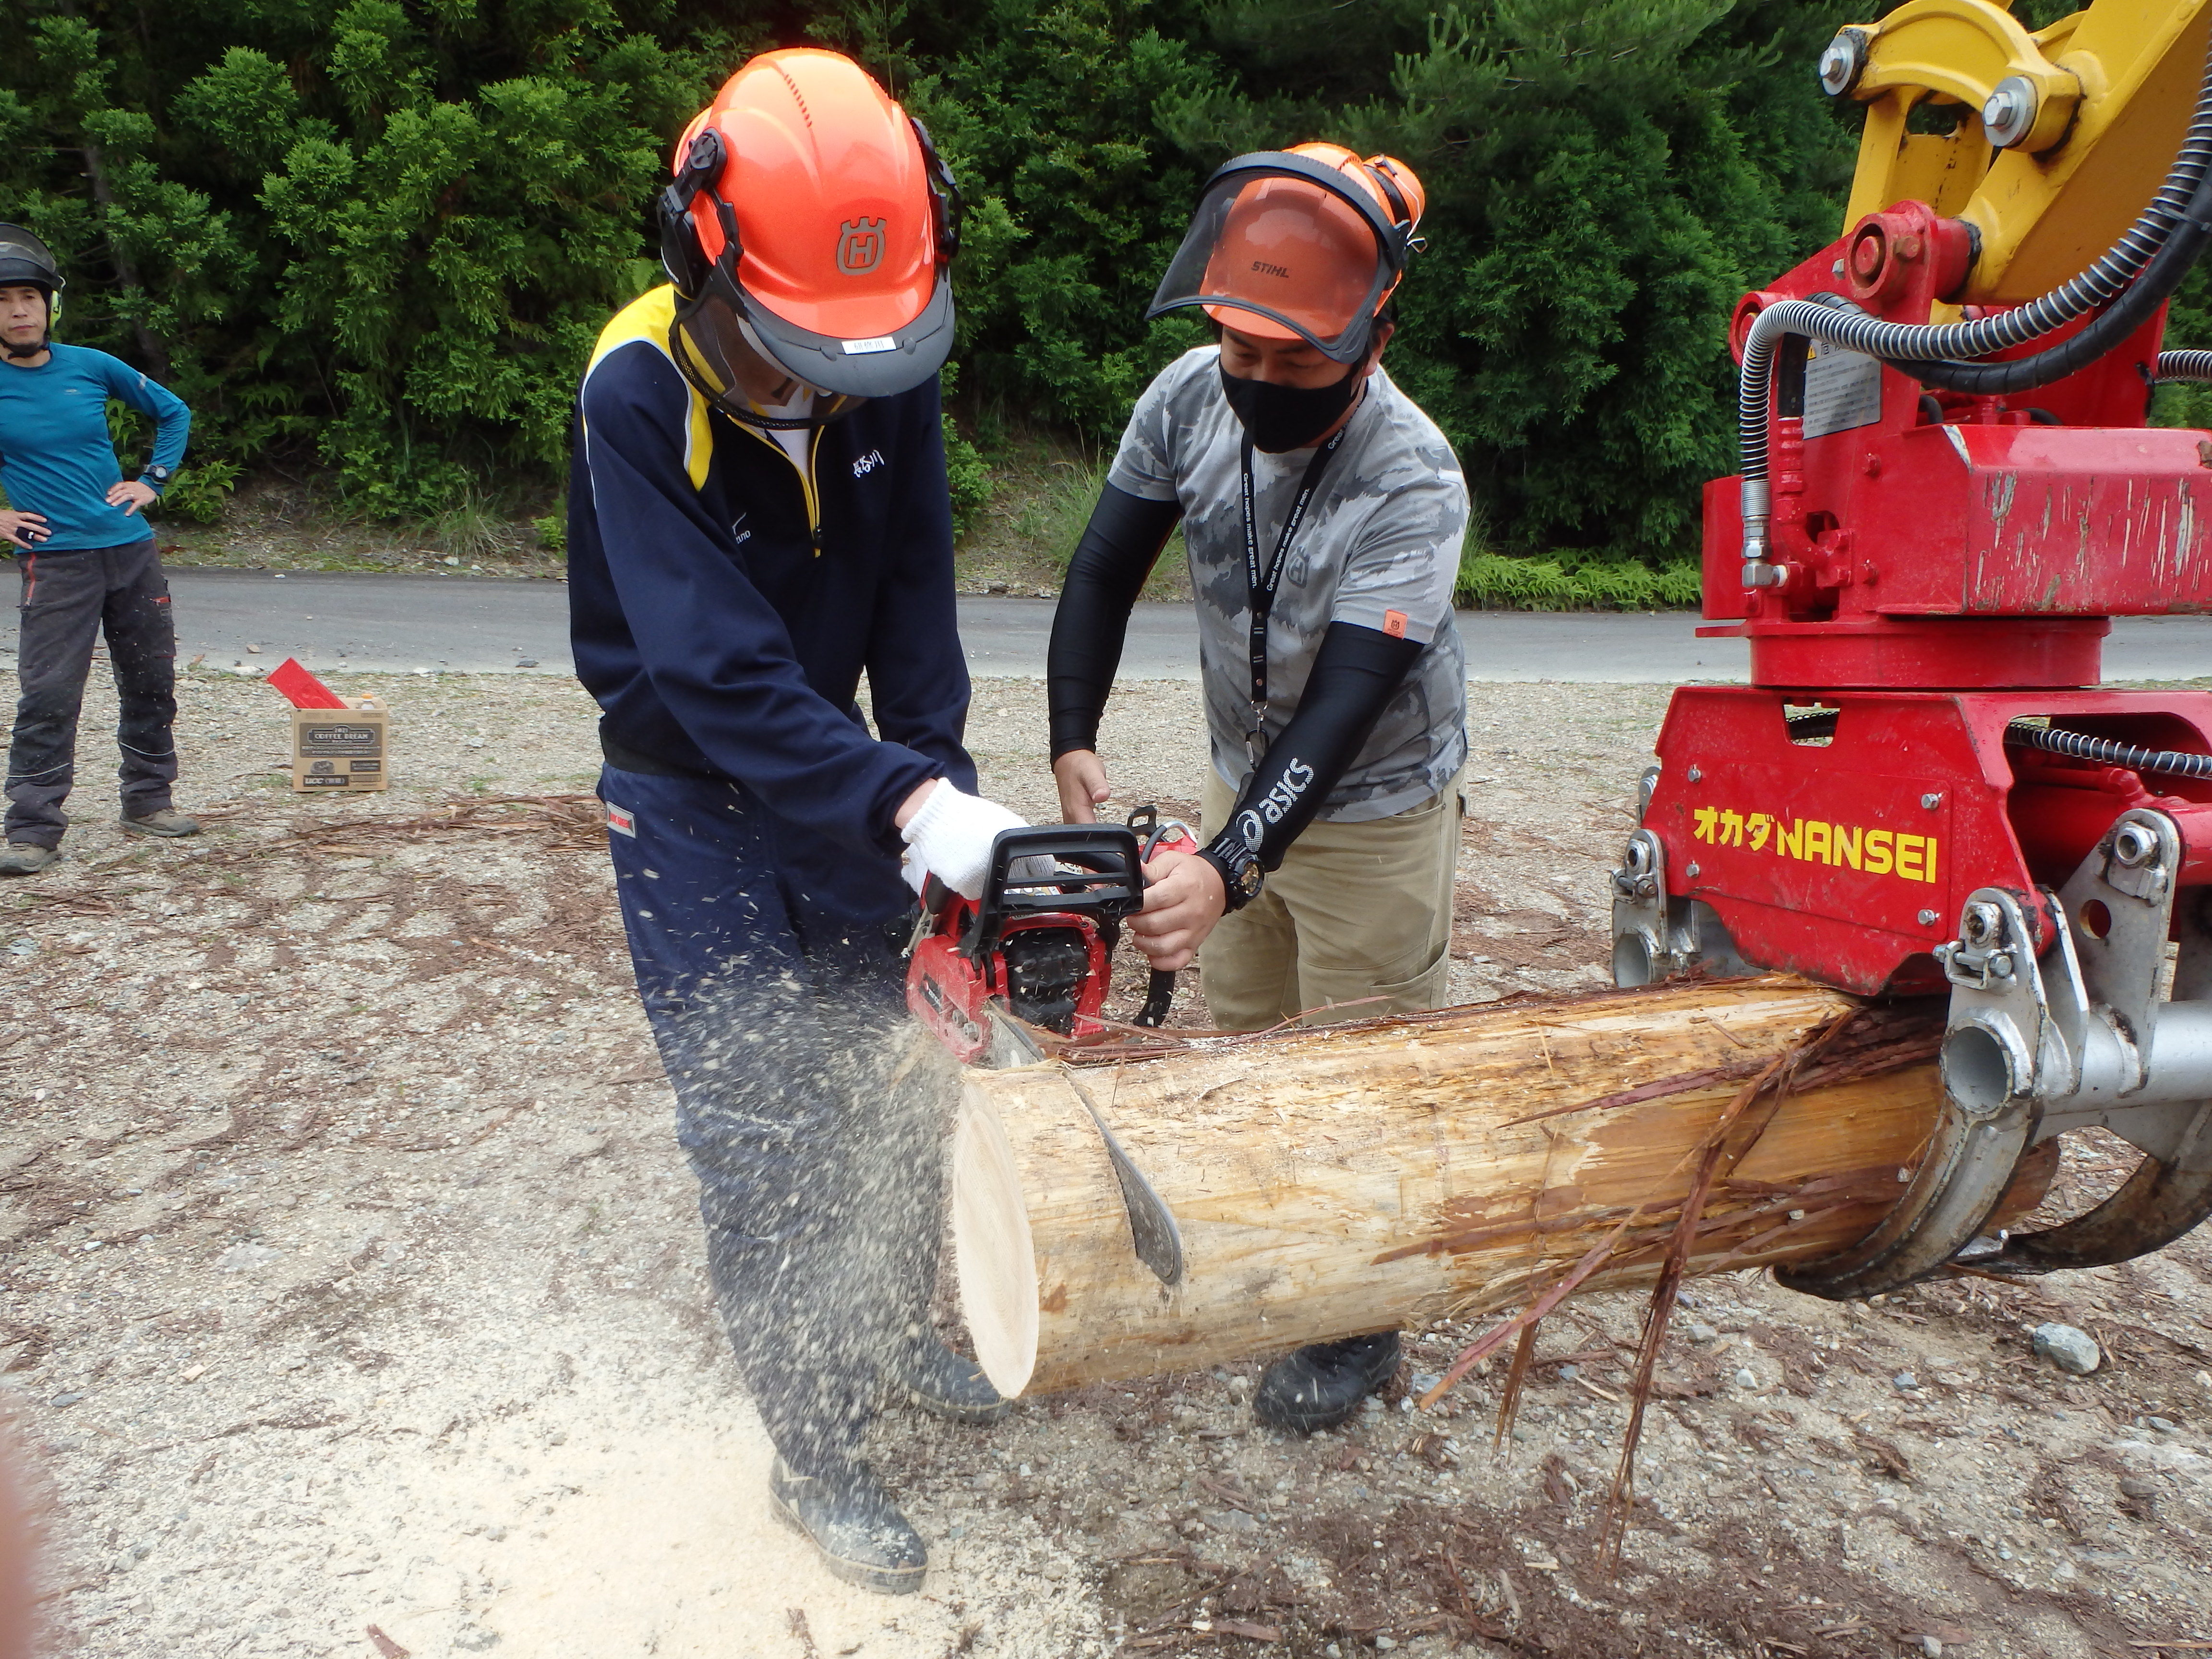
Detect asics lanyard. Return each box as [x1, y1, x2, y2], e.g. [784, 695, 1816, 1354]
[1240, 424, 1348, 762]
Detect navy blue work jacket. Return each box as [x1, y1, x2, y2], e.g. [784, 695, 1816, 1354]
[567, 286, 976, 920]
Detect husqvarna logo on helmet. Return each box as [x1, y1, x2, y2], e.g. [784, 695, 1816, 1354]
[836, 217, 887, 274]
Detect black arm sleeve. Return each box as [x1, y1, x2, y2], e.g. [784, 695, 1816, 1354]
[1201, 621, 1425, 880]
[1046, 483, 1184, 759]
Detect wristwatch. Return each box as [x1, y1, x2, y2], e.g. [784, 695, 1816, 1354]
[1199, 829, 1265, 912]
[141, 464, 173, 490]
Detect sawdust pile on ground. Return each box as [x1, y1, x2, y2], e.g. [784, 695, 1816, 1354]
[2, 669, 2210, 1659]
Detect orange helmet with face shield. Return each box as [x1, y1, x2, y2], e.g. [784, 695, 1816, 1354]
[1148, 143, 1424, 363]
[657, 49, 961, 424]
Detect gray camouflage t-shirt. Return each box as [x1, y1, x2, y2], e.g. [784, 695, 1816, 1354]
[1109, 346, 1469, 821]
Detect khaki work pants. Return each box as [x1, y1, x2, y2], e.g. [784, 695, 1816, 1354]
[1197, 766, 1464, 1034]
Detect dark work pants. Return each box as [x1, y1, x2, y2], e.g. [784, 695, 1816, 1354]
[597, 765, 950, 1476]
[5, 538, 178, 848]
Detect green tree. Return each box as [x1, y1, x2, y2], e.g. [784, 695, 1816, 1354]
[2, 0, 737, 514]
[863, 0, 1220, 439]
[2, 0, 1865, 566]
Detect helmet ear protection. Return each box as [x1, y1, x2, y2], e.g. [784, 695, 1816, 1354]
[657, 128, 726, 301]
[908, 118, 963, 265]
[657, 117, 962, 304]
[1361, 158, 1425, 258]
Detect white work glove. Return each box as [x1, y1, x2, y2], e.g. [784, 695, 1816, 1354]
[900, 781, 1028, 900]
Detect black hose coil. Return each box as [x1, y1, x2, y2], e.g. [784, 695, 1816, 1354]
[2004, 719, 2212, 780]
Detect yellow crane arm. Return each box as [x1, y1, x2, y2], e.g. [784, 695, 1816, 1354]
[1833, 0, 2209, 304]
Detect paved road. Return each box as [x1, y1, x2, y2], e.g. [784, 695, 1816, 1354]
[1, 567, 2208, 682]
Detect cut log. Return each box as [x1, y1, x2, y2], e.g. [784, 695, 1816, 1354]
[952, 977, 2035, 1398]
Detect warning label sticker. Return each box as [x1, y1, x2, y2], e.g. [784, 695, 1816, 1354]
[1801, 339, 1883, 439]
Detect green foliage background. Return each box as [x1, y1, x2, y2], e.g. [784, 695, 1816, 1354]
[2, 0, 1874, 578]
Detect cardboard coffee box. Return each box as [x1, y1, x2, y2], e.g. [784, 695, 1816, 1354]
[291, 700, 388, 793]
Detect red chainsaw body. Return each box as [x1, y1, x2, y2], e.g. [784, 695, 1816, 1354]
[903, 817, 1193, 1065]
[1652, 196, 2212, 990]
[905, 899, 1115, 1066]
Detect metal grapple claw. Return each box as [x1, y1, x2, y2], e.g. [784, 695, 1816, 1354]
[1781, 808, 2212, 1299]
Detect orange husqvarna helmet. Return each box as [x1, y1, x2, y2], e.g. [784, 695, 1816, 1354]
[1147, 143, 1425, 363]
[657, 48, 961, 425]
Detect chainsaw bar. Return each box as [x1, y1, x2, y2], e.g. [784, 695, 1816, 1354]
[980, 1005, 1184, 1285]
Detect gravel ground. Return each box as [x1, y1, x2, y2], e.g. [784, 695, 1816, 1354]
[2, 668, 2210, 1659]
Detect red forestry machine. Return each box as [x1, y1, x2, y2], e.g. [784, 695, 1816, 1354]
[1614, 0, 2212, 1295]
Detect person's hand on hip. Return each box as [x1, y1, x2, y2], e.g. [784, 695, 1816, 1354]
[0, 510, 47, 549]
[106, 480, 157, 517]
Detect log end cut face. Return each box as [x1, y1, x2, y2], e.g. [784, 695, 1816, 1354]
[951, 1087, 1040, 1397]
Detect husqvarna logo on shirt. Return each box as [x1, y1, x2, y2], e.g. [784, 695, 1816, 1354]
[837, 218, 886, 275]
[852, 449, 885, 478]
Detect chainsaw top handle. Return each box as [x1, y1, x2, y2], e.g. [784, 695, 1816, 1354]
[965, 824, 1146, 962]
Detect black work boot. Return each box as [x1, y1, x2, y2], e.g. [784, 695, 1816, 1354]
[768, 1455, 928, 1595]
[888, 1336, 1012, 1425]
[1253, 1332, 1402, 1432]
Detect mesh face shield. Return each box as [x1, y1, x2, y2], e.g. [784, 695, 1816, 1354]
[660, 150, 957, 429]
[668, 241, 874, 430]
[1147, 153, 1410, 364]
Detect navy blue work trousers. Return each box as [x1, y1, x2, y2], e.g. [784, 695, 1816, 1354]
[597, 765, 950, 1474]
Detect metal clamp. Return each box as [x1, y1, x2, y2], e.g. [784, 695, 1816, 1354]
[1610, 828, 1670, 987]
[1785, 808, 2212, 1298]
[1608, 824, 1752, 987]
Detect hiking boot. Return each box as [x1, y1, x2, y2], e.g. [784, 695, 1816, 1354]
[1253, 1332, 1403, 1433]
[768, 1455, 928, 1595]
[120, 809, 199, 838]
[888, 1336, 1012, 1425]
[0, 842, 58, 877]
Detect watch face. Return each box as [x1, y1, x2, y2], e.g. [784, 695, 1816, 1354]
[1235, 861, 1262, 898]
[145, 466, 172, 483]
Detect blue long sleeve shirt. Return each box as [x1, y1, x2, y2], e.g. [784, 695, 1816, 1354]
[567, 286, 975, 921]
[0, 344, 191, 550]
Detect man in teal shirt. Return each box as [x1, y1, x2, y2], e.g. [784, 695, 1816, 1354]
[0, 225, 195, 875]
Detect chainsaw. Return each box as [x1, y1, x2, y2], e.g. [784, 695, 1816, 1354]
[904, 806, 1199, 1065]
[903, 807, 1199, 1282]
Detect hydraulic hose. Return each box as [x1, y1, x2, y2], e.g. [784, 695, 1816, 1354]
[2004, 719, 2212, 781]
[1736, 28, 2212, 567]
[2159, 349, 2212, 382]
[1895, 165, 2212, 396]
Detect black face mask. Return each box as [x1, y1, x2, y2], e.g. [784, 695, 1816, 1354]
[1218, 358, 1362, 453]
